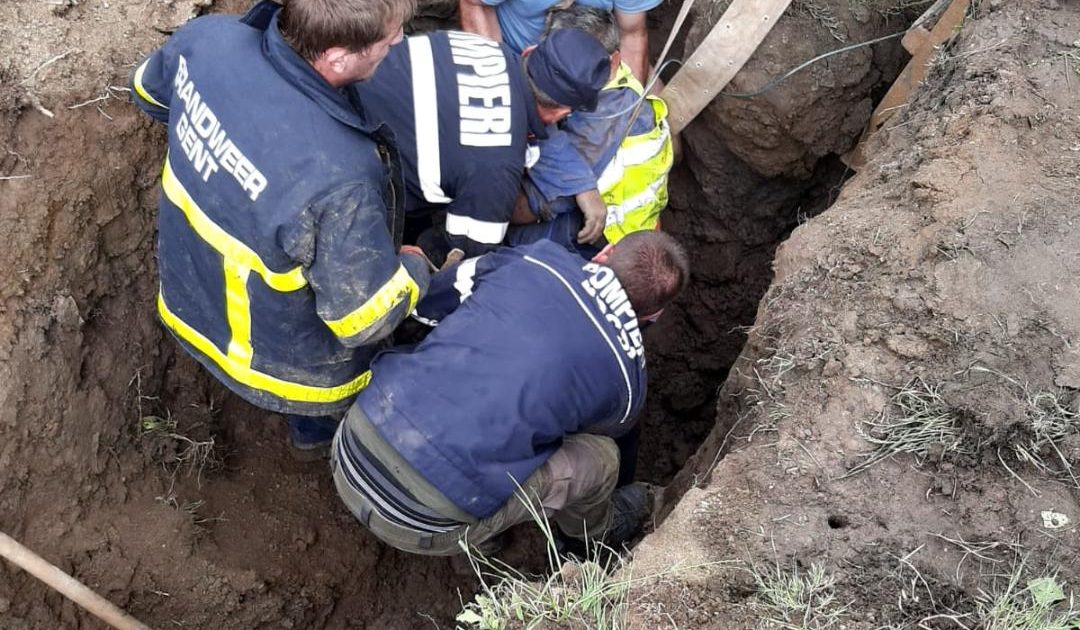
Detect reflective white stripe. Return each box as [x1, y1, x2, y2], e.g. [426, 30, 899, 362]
[522, 255, 635, 424]
[334, 432, 457, 533]
[410, 311, 440, 327]
[409, 37, 451, 205]
[609, 176, 667, 220]
[445, 213, 508, 245]
[453, 257, 480, 302]
[597, 127, 670, 192]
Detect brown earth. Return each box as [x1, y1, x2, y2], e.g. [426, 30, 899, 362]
[632, 0, 1080, 627]
[3, 0, 1077, 628]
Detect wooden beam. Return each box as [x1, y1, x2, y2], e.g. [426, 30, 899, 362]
[660, 0, 793, 135]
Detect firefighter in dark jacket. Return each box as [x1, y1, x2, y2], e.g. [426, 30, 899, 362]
[350, 28, 612, 260]
[129, 0, 430, 429]
[331, 231, 689, 554]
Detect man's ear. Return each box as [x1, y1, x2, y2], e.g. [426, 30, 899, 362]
[521, 44, 537, 59]
[610, 50, 622, 77]
[321, 47, 354, 71]
[591, 243, 615, 265]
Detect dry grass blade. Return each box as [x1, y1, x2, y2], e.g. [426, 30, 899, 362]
[975, 558, 1080, 630]
[748, 561, 848, 629]
[1011, 389, 1079, 489]
[843, 377, 969, 477]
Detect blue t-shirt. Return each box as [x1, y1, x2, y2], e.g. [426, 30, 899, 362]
[483, 0, 662, 56]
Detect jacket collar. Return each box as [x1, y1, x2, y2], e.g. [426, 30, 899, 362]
[250, 3, 379, 134]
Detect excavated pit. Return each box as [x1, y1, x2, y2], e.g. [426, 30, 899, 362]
[0, 0, 924, 626]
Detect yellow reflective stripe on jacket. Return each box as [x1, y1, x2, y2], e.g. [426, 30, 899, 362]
[161, 157, 307, 292]
[324, 264, 421, 339]
[158, 290, 372, 403]
[223, 261, 254, 365]
[133, 59, 168, 110]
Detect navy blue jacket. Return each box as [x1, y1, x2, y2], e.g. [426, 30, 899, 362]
[356, 240, 647, 518]
[351, 31, 546, 258]
[130, 3, 429, 415]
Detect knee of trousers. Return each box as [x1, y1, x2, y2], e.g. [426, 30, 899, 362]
[568, 433, 621, 496]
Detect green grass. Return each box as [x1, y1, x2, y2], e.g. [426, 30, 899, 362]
[844, 377, 969, 477]
[748, 561, 848, 630]
[976, 569, 1080, 630]
[455, 484, 710, 629]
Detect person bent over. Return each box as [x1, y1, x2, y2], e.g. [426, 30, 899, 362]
[331, 232, 689, 554]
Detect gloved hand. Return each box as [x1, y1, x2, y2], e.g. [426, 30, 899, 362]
[575, 189, 606, 244]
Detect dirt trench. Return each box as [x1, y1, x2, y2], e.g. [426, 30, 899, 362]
[632, 1, 1080, 627]
[0, 0, 948, 626]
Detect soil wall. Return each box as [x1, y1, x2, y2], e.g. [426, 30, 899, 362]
[631, 2, 1080, 627]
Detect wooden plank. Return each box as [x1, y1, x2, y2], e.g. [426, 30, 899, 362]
[660, 0, 793, 135]
[844, 0, 970, 169]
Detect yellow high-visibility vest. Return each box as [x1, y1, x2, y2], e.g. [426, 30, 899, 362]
[597, 64, 675, 244]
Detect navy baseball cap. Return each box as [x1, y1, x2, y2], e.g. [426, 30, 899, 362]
[527, 29, 610, 112]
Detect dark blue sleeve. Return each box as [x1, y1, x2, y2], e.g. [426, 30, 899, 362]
[443, 147, 523, 258]
[129, 45, 174, 123]
[413, 248, 513, 324]
[280, 183, 430, 346]
[525, 128, 597, 204]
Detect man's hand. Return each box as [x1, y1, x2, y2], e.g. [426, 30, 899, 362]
[400, 244, 437, 271]
[575, 189, 607, 244]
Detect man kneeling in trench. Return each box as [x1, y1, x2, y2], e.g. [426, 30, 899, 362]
[330, 232, 689, 554]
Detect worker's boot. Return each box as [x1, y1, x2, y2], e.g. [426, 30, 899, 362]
[287, 415, 340, 460]
[603, 482, 651, 549]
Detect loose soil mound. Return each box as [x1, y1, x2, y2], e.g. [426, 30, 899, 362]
[631, 1, 1080, 627]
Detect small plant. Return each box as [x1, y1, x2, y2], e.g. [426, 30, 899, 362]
[1054, 42, 1080, 81]
[844, 377, 969, 477]
[456, 492, 634, 630]
[748, 561, 847, 630]
[976, 569, 1080, 629]
[455, 483, 704, 630]
[1012, 388, 1080, 489]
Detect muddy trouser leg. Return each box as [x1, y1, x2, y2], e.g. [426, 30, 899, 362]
[332, 433, 620, 555]
[614, 423, 641, 488]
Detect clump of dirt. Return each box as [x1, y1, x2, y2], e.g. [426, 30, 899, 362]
[631, 1, 1080, 626]
[682, 0, 919, 178]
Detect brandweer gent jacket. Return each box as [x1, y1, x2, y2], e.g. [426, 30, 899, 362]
[355, 240, 647, 519]
[130, 4, 429, 416]
[351, 31, 546, 257]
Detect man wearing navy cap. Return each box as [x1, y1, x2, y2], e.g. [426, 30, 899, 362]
[351, 27, 611, 261]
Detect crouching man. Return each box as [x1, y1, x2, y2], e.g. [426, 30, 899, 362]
[330, 232, 689, 554]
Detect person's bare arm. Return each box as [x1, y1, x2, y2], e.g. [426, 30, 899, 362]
[615, 10, 650, 85]
[511, 191, 537, 224]
[459, 0, 502, 41]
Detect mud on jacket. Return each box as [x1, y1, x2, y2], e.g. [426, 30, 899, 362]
[130, 3, 429, 416]
[351, 31, 548, 258]
[354, 240, 647, 519]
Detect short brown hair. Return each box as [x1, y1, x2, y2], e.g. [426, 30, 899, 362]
[279, 0, 416, 61]
[607, 231, 690, 316]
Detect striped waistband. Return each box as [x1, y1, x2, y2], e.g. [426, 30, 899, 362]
[334, 424, 462, 534]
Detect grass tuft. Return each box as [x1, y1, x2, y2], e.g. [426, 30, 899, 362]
[1012, 388, 1080, 489]
[456, 483, 635, 630]
[844, 377, 969, 477]
[976, 564, 1080, 630]
[748, 561, 847, 629]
